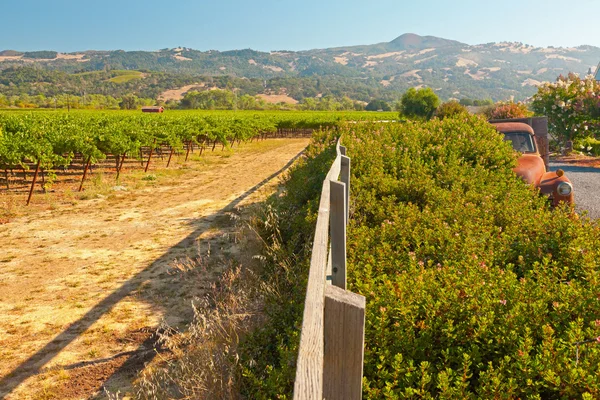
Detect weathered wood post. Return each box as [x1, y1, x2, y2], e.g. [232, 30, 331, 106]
[323, 285, 366, 400]
[341, 155, 350, 225]
[330, 180, 347, 290]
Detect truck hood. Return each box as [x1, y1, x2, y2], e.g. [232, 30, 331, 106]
[514, 154, 545, 185]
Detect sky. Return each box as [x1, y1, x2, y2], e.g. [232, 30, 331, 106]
[2, 0, 600, 53]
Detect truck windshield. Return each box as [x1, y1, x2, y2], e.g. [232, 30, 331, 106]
[503, 132, 536, 153]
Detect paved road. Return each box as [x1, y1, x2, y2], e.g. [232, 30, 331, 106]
[550, 162, 600, 219]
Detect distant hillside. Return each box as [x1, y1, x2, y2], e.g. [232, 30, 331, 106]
[2, 33, 600, 102]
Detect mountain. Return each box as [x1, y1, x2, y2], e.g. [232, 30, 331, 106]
[1, 34, 600, 103]
[388, 33, 466, 51]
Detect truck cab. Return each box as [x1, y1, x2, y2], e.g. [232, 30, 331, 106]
[490, 119, 574, 206]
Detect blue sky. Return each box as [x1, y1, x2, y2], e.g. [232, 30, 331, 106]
[2, 0, 599, 52]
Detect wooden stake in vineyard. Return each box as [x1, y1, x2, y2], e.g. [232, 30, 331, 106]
[166, 146, 174, 167]
[79, 155, 92, 192]
[40, 169, 46, 193]
[145, 139, 157, 173]
[185, 141, 192, 162]
[117, 154, 126, 180]
[26, 160, 41, 206]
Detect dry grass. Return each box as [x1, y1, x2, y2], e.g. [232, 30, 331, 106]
[133, 207, 267, 399]
[0, 138, 309, 399]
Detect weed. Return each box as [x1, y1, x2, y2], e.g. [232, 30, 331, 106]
[141, 174, 157, 181]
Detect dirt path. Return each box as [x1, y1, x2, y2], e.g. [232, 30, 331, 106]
[0, 138, 309, 399]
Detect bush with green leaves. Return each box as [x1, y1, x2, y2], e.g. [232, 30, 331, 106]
[399, 87, 440, 121]
[575, 136, 600, 156]
[242, 114, 600, 398]
[434, 100, 468, 120]
[344, 115, 600, 398]
[366, 99, 392, 112]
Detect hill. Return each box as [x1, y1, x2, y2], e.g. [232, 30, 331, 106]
[1, 34, 600, 103]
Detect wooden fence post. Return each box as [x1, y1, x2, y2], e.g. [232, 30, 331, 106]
[330, 180, 346, 290]
[341, 156, 350, 225]
[26, 160, 41, 205]
[323, 285, 366, 400]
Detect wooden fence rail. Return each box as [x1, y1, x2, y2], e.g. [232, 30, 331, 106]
[293, 139, 366, 400]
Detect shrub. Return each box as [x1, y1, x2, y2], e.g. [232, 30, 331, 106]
[366, 99, 392, 112]
[486, 101, 532, 119]
[434, 100, 468, 120]
[242, 115, 600, 398]
[575, 136, 600, 156]
[342, 115, 600, 398]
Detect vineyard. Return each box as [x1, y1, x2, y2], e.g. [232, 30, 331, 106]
[0, 135, 311, 399]
[0, 110, 397, 203]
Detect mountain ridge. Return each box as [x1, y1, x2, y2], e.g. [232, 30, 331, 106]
[1, 33, 600, 102]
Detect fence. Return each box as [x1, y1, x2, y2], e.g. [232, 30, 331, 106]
[293, 139, 366, 400]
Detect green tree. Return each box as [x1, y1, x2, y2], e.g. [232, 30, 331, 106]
[434, 100, 468, 120]
[119, 94, 138, 110]
[180, 90, 235, 109]
[399, 87, 440, 120]
[365, 99, 391, 111]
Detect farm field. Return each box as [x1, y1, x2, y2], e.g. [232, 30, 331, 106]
[0, 137, 309, 399]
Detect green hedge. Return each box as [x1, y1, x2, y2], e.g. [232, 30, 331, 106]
[575, 137, 600, 157]
[242, 115, 600, 398]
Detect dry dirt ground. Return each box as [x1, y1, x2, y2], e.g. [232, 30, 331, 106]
[0, 138, 309, 399]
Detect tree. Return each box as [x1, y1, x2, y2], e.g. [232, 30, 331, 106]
[365, 99, 391, 111]
[531, 73, 600, 151]
[399, 87, 440, 120]
[119, 94, 138, 110]
[180, 90, 235, 109]
[435, 101, 468, 120]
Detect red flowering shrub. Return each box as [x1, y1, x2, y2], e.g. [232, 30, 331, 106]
[486, 101, 532, 119]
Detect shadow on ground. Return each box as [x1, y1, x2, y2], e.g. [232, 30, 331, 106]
[0, 148, 305, 398]
[552, 163, 600, 174]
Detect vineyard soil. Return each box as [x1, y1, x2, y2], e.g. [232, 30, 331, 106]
[0, 138, 309, 399]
